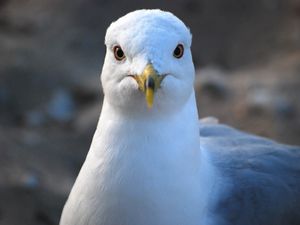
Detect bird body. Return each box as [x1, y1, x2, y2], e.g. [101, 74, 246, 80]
[60, 9, 300, 225]
[199, 124, 300, 225]
[60, 93, 217, 225]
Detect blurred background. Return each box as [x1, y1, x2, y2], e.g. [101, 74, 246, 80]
[0, 0, 299, 224]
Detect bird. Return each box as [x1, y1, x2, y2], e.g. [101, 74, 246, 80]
[60, 9, 300, 225]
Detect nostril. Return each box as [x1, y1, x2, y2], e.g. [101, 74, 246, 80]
[145, 77, 155, 90]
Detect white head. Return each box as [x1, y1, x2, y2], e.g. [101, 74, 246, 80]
[101, 9, 195, 117]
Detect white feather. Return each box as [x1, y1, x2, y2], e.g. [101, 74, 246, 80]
[60, 9, 300, 225]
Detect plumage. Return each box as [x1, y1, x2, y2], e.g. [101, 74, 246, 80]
[200, 123, 300, 225]
[60, 9, 300, 225]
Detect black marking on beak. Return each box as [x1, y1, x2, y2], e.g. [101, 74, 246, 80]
[145, 77, 155, 90]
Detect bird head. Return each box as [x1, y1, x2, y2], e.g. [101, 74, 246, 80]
[101, 9, 195, 115]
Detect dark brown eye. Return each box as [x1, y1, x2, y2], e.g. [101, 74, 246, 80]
[113, 45, 125, 61]
[173, 44, 184, 58]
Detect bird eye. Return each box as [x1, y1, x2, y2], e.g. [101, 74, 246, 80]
[173, 44, 184, 58]
[113, 45, 125, 61]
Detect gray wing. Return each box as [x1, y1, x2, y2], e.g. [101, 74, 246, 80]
[199, 123, 300, 225]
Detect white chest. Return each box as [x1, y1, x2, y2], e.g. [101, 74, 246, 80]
[60, 98, 215, 225]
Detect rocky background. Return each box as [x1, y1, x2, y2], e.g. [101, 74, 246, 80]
[0, 0, 299, 224]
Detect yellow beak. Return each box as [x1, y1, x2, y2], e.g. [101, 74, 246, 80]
[133, 63, 165, 108]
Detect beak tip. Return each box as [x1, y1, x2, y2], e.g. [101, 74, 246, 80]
[145, 88, 154, 109]
[147, 102, 153, 109]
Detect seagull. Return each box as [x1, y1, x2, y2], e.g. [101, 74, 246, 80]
[60, 9, 300, 225]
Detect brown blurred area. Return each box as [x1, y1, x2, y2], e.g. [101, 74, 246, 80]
[0, 0, 299, 224]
